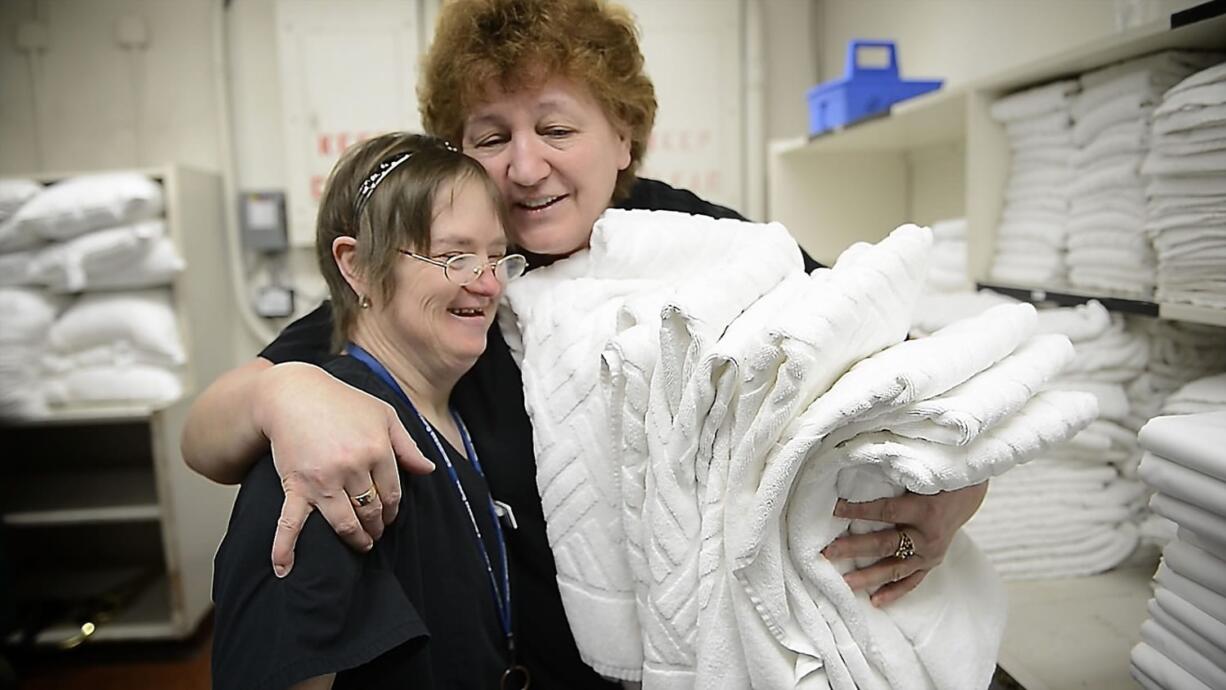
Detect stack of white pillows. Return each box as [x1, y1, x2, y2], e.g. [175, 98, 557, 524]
[0, 172, 186, 415]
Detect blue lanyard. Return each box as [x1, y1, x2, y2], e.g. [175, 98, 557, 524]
[346, 343, 514, 655]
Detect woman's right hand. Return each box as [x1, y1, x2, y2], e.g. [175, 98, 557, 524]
[254, 362, 435, 577]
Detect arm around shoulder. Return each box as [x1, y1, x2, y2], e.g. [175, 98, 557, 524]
[181, 357, 276, 484]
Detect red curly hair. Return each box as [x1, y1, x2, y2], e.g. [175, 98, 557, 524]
[419, 0, 657, 202]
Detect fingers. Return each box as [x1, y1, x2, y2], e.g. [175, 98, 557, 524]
[389, 412, 435, 476]
[271, 495, 312, 578]
[869, 570, 927, 607]
[341, 469, 384, 546]
[833, 493, 926, 527]
[369, 447, 403, 527]
[822, 527, 918, 562]
[841, 552, 925, 595]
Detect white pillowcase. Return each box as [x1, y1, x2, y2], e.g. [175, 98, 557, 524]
[33, 220, 182, 293]
[0, 287, 61, 344]
[48, 289, 185, 364]
[0, 178, 42, 222]
[43, 364, 183, 407]
[0, 249, 39, 287]
[8, 173, 164, 242]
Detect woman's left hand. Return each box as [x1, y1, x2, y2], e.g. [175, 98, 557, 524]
[821, 481, 989, 607]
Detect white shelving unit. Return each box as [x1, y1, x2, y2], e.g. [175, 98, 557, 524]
[765, 6, 1226, 689]
[1, 165, 238, 647]
[768, 7, 1226, 328]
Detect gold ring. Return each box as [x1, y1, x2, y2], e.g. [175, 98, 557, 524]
[351, 485, 378, 507]
[893, 530, 915, 560]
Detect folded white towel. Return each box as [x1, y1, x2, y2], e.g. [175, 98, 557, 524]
[1140, 453, 1226, 520]
[1147, 173, 1226, 197]
[1149, 590, 1226, 670]
[1073, 91, 1155, 145]
[1140, 616, 1226, 689]
[982, 522, 1139, 579]
[1157, 562, 1226, 626]
[1150, 494, 1226, 556]
[503, 209, 805, 681]
[823, 334, 1076, 448]
[1163, 538, 1226, 599]
[1131, 641, 1213, 690]
[1139, 412, 1226, 483]
[991, 80, 1078, 122]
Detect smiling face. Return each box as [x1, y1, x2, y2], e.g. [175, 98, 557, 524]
[383, 175, 508, 373]
[461, 77, 632, 257]
[336, 172, 509, 379]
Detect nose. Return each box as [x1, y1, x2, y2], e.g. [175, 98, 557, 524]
[506, 136, 549, 188]
[465, 262, 504, 298]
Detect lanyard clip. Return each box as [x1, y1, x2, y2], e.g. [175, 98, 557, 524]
[493, 500, 518, 530]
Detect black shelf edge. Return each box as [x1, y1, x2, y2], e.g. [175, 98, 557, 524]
[976, 282, 1161, 317]
[1171, 0, 1226, 29]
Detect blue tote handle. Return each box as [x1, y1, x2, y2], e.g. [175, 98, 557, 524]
[846, 40, 899, 79]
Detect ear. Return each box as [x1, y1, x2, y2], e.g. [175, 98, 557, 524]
[615, 128, 632, 172]
[332, 235, 368, 299]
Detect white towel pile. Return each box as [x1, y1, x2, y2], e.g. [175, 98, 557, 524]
[1162, 373, 1226, 415]
[923, 218, 969, 293]
[1131, 412, 1226, 690]
[1065, 52, 1221, 297]
[0, 288, 61, 418]
[988, 80, 1080, 286]
[1145, 60, 1226, 309]
[1127, 319, 1226, 429]
[965, 300, 1150, 579]
[502, 210, 1095, 689]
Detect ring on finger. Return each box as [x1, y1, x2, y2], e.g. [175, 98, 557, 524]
[893, 529, 916, 560]
[350, 484, 378, 508]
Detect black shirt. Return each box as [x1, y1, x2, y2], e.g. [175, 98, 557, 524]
[212, 356, 508, 690]
[254, 178, 823, 689]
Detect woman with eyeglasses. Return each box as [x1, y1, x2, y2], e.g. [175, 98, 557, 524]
[189, 1, 990, 687]
[210, 133, 532, 689]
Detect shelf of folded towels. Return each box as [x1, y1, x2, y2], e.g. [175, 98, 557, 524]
[0, 166, 238, 644]
[1131, 411, 1226, 690]
[768, 8, 1226, 322]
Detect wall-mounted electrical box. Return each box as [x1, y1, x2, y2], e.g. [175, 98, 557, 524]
[239, 191, 289, 252]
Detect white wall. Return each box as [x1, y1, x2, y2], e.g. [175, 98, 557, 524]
[0, 0, 223, 175]
[812, 0, 1205, 87]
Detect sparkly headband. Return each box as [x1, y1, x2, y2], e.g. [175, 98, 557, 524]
[352, 140, 460, 217]
[353, 152, 414, 216]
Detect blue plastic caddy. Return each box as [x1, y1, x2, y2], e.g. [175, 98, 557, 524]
[806, 40, 943, 137]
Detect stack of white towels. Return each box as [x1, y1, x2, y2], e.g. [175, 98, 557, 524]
[988, 80, 1079, 286]
[964, 300, 1149, 579]
[0, 173, 186, 415]
[1127, 318, 1226, 430]
[923, 217, 969, 293]
[1161, 373, 1226, 415]
[1145, 60, 1226, 309]
[1065, 52, 1221, 297]
[1131, 411, 1226, 690]
[502, 211, 1097, 689]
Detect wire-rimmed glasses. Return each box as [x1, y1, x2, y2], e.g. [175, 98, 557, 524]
[400, 251, 528, 286]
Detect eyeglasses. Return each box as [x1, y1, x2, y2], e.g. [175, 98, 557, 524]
[400, 251, 528, 286]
